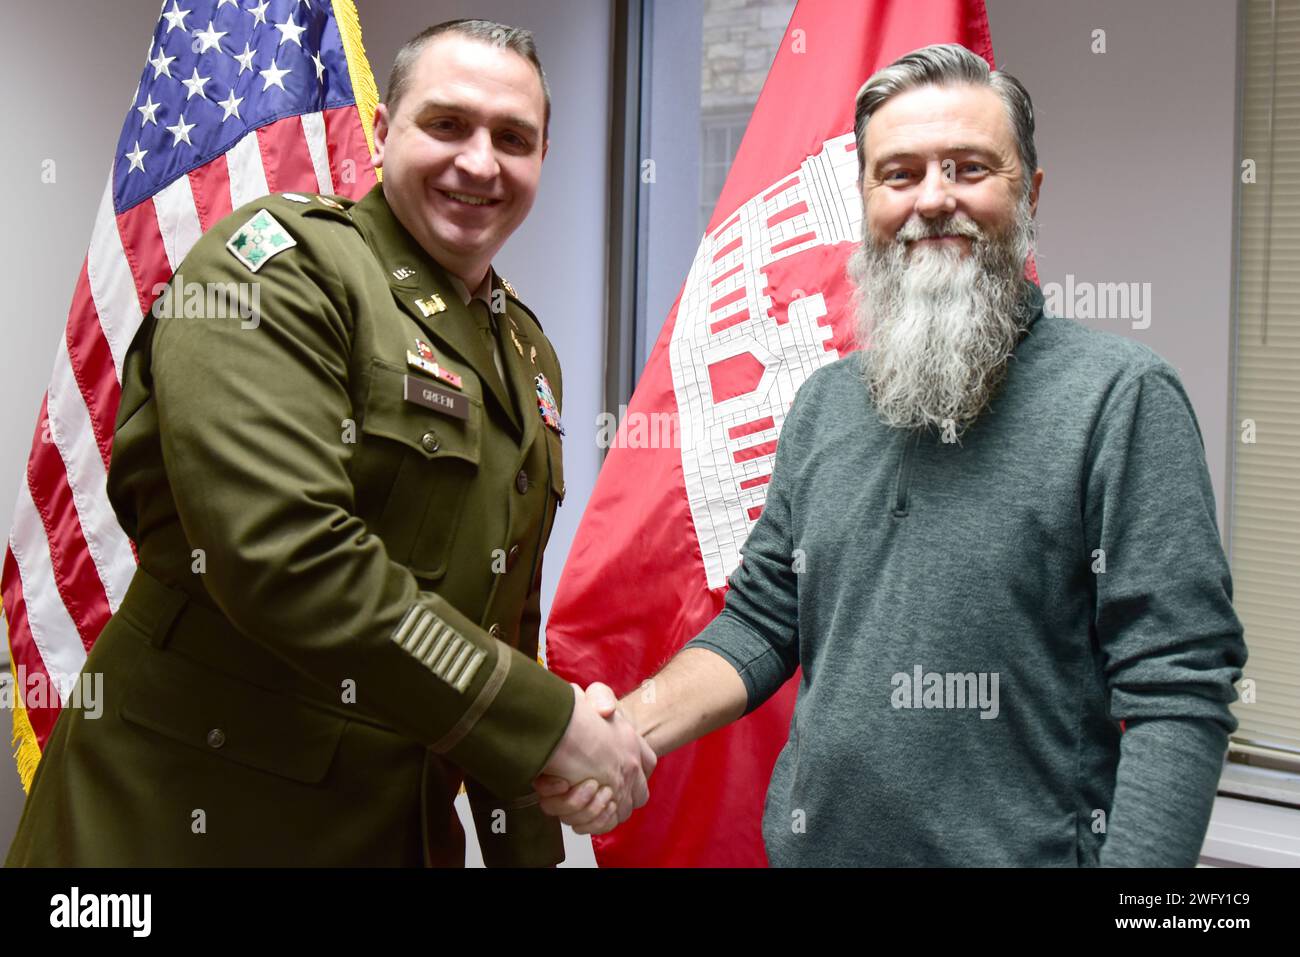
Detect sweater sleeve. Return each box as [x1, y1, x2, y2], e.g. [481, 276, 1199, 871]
[1099, 718, 1228, 867]
[1083, 363, 1247, 865]
[683, 381, 809, 714]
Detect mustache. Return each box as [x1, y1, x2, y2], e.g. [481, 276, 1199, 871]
[849, 198, 1038, 434]
[891, 212, 986, 245]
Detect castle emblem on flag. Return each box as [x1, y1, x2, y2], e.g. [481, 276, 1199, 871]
[670, 133, 862, 589]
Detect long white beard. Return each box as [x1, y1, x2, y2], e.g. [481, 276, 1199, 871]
[849, 199, 1036, 434]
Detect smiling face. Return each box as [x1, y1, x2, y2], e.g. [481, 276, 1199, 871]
[372, 33, 548, 288]
[861, 83, 1041, 256]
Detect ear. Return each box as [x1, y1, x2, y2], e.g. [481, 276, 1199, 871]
[372, 103, 390, 168]
[541, 137, 549, 163]
[1028, 167, 1044, 217]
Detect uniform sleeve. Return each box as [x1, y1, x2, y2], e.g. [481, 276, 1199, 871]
[683, 381, 807, 714]
[1082, 364, 1247, 865]
[465, 777, 565, 868]
[150, 204, 574, 798]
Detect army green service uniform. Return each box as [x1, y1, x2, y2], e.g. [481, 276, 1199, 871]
[6, 184, 575, 867]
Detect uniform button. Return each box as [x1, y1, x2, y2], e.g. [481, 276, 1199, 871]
[515, 470, 529, 494]
[487, 623, 502, 640]
[206, 728, 227, 749]
[421, 431, 440, 453]
[506, 545, 520, 570]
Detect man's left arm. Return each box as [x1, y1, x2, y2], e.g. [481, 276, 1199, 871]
[1084, 363, 1248, 867]
[466, 567, 566, 867]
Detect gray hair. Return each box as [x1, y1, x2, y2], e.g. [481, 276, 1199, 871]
[854, 43, 1036, 196]
[386, 19, 551, 139]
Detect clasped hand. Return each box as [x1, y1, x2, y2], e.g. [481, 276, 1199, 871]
[533, 682, 655, 835]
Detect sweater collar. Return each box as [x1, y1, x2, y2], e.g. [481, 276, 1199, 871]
[1022, 281, 1046, 332]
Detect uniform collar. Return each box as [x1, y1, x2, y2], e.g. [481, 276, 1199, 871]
[446, 269, 496, 309]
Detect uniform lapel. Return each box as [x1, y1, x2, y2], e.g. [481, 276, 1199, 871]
[498, 295, 540, 453]
[349, 185, 520, 433]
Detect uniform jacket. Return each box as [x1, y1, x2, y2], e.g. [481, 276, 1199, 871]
[7, 184, 575, 867]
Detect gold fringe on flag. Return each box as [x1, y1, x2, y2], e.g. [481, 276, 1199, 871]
[10, 698, 39, 795]
[2, 597, 41, 793]
[333, 0, 382, 182]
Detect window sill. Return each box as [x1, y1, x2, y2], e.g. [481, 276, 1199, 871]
[1199, 764, 1300, 866]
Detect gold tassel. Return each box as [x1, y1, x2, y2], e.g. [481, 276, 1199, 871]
[333, 0, 382, 183]
[11, 697, 39, 794]
[3, 598, 41, 793]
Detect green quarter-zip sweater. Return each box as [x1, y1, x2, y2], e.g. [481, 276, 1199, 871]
[685, 283, 1246, 867]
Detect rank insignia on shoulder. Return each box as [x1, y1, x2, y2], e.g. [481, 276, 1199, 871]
[392, 266, 416, 281]
[282, 192, 311, 203]
[316, 195, 345, 210]
[414, 294, 446, 317]
[226, 209, 296, 273]
[534, 373, 563, 435]
[499, 276, 518, 298]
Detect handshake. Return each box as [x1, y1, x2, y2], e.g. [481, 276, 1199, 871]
[532, 682, 656, 836]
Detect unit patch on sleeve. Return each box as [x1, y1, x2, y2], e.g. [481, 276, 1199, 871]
[225, 209, 297, 273]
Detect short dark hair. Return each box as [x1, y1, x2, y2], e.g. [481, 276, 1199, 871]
[385, 19, 551, 139]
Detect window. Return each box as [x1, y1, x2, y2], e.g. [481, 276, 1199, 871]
[634, 0, 795, 376]
[1227, 0, 1300, 773]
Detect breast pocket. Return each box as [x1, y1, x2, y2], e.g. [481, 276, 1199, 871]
[359, 358, 482, 579]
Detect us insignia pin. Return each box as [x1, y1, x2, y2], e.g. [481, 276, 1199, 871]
[414, 294, 446, 317]
[225, 209, 297, 273]
[534, 373, 563, 435]
[392, 266, 416, 281]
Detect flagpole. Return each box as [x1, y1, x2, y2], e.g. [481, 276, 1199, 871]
[333, 0, 381, 180]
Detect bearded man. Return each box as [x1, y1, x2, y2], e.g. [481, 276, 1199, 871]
[534, 43, 1247, 867]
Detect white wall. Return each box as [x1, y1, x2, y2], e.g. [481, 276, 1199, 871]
[986, 0, 1241, 530]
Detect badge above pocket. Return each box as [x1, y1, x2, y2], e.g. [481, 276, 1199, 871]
[361, 360, 481, 465]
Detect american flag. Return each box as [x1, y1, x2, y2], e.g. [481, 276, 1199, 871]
[2, 0, 378, 788]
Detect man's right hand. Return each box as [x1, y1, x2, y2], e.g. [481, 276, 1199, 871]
[538, 684, 656, 835]
[533, 651, 748, 836]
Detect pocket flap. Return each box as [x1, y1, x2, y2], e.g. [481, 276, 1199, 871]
[362, 359, 481, 466]
[119, 645, 346, 785]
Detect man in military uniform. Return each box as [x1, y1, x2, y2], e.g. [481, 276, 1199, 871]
[6, 19, 651, 867]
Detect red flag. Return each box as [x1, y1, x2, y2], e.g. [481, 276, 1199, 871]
[2, 0, 379, 790]
[546, 0, 996, 866]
